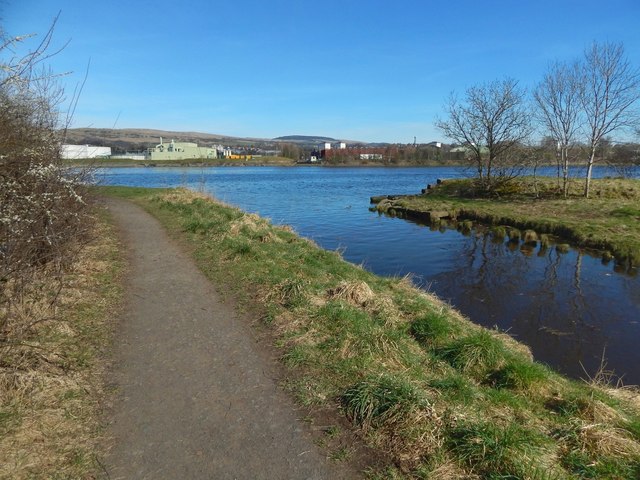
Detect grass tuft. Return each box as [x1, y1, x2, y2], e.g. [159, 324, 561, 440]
[488, 358, 552, 391]
[436, 330, 508, 379]
[447, 421, 553, 479]
[410, 311, 460, 347]
[342, 375, 429, 429]
[327, 280, 375, 307]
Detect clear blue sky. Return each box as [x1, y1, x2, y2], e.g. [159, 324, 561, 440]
[3, 0, 640, 143]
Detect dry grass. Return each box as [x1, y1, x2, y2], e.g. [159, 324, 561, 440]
[577, 423, 640, 458]
[327, 280, 375, 306]
[0, 213, 123, 479]
[229, 212, 265, 236]
[159, 188, 211, 204]
[426, 460, 479, 480]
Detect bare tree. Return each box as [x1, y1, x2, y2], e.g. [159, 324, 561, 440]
[436, 78, 532, 192]
[280, 142, 301, 160]
[579, 41, 640, 197]
[534, 61, 581, 197]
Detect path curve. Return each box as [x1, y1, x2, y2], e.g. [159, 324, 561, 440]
[103, 197, 358, 479]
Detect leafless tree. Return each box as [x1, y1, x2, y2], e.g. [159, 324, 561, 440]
[579, 41, 640, 197]
[534, 61, 581, 197]
[436, 78, 532, 192]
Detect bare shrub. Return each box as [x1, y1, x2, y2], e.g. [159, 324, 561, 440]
[0, 22, 91, 361]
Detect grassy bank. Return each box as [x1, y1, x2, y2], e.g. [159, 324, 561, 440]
[101, 185, 640, 479]
[374, 177, 640, 269]
[0, 208, 124, 478]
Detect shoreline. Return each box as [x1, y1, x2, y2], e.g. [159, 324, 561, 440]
[372, 177, 640, 269]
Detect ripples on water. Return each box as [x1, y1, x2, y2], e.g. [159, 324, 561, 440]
[98, 166, 640, 384]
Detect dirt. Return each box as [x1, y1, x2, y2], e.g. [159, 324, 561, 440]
[101, 197, 362, 479]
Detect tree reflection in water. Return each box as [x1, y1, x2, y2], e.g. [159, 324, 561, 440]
[425, 229, 640, 385]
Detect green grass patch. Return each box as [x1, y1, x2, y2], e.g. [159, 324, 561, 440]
[410, 311, 460, 346]
[447, 421, 555, 478]
[436, 330, 509, 379]
[342, 375, 428, 428]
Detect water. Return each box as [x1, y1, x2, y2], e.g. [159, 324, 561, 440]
[97, 166, 640, 384]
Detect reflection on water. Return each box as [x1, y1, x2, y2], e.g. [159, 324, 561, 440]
[417, 226, 640, 383]
[97, 166, 640, 384]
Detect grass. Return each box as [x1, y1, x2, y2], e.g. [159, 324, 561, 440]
[0, 207, 124, 478]
[98, 185, 640, 479]
[342, 375, 428, 429]
[379, 176, 640, 268]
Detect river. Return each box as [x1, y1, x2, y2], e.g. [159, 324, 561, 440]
[97, 166, 640, 385]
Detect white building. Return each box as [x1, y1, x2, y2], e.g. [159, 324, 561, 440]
[62, 144, 112, 159]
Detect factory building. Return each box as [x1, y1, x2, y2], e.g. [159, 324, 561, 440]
[146, 138, 218, 161]
[61, 144, 112, 159]
[320, 142, 397, 161]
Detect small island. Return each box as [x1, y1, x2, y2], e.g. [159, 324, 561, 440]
[372, 176, 640, 269]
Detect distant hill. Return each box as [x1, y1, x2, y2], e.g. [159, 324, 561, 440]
[64, 128, 274, 153]
[64, 128, 368, 153]
[274, 135, 337, 143]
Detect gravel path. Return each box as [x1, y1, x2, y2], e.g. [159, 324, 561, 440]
[103, 197, 357, 479]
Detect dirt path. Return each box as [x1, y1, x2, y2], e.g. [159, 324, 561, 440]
[102, 198, 358, 479]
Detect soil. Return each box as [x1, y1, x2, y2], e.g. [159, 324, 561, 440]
[101, 197, 363, 479]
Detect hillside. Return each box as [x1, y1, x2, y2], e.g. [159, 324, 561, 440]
[64, 128, 366, 153]
[64, 128, 274, 153]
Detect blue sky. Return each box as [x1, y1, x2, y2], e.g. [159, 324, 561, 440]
[3, 0, 640, 143]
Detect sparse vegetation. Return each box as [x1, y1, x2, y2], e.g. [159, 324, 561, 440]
[101, 185, 640, 478]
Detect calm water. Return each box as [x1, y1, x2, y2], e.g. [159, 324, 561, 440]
[97, 166, 640, 384]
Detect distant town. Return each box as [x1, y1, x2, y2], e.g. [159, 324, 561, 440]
[60, 129, 453, 165]
[60, 128, 640, 167]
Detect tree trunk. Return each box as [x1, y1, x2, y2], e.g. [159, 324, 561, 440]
[561, 147, 569, 198]
[584, 146, 597, 198]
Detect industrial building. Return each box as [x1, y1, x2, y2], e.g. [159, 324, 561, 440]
[146, 138, 218, 161]
[320, 142, 397, 162]
[61, 144, 112, 159]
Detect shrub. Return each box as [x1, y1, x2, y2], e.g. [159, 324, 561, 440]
[1, 26, 90, 360]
